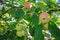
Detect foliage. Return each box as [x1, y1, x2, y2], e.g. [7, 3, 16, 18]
[0, 0, 60, 40]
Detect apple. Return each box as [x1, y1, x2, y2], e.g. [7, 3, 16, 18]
[24, 2, 32, 9]
[39, 12, 50, 24]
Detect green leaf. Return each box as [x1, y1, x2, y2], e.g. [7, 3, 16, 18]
[8, 8, 16, 16]
[14, 8, 24, 18]
[34, 25, 44, 40]
[37, 2, 47, 11]
[49, 21, 60, 39]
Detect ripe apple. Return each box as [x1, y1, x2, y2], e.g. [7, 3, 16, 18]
[39, 12, 50, 24]
[24, 2, 32, 9]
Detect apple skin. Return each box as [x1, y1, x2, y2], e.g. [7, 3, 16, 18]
[24, 2, 31, 9]
[39, 12, 50, 24]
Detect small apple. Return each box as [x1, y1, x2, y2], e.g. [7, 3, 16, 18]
[39, 12, 50, 24]
[24, 2, 32, 9]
